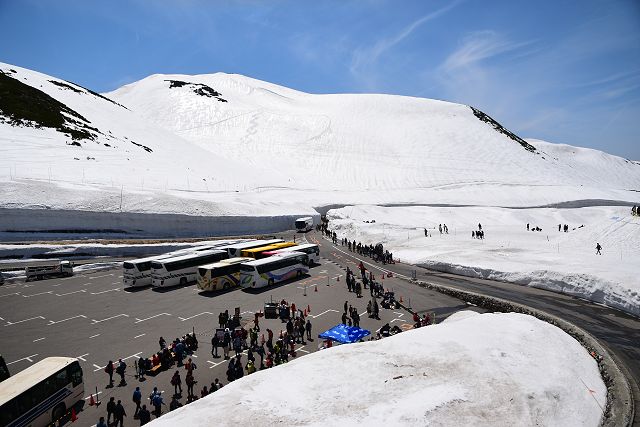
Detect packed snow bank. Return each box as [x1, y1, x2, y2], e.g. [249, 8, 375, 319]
[328, 205, 640, 317]
[148, 312, 606, 426]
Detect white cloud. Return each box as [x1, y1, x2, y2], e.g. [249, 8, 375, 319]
[441, 30, 531, 72]
[349, 1, 461, 80]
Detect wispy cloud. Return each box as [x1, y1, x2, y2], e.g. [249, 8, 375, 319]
[349, 1, 462, 83]
[441, 30, 532, 72]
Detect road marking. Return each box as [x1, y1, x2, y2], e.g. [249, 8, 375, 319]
[135, 313, 171, 323]
[5, 316, 46, 326]
[93, 364, 104, 372]
[7, 354, 38, 365]
[309, 309, 339, 319]
[0, 292, 20, 298]
[22, 291, 53, 298]
[90, 288, 121, 295]
[33, 337, 45, 342]
[92, 314, 129, 323]
[207, 360, 225, 369]
[81, 282, 94, 286]
[178, 312, 213, 322]
[122, 352, 143, 361]
[48, 315, 87, 325]
[87, 273, 114, 279]
[390, 318, 403, 323]
[111, 281, 121, 285]
[134, 333, 146, 339]
[55, 289, 87, 296]
[76, 353, 89, 361]
[393, 312, 405, 317]
[89, 334, 101, 339]
[240, 311, 254, 315]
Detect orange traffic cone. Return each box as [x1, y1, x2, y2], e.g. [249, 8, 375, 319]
[89, 394, 95, 406]
[303, 308, 307, 316]
[399, 296, 403, 304]
[71, 408, 78, 422]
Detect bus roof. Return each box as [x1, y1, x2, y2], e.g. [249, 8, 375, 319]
[241, 251, 306, 267]
[221, 239, 283, 251]
[273, 243, 317, 251]
[155, 249, 227, 264]
[296, 216, 313, 221]
[0, 357, 78, 406]
[199, 257, 252, 270]
[241, 242, 297, 254]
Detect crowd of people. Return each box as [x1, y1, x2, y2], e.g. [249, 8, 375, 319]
[632, 206, 639, 216]
[472, 223, 485, 239]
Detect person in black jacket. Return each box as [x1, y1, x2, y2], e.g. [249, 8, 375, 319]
[138, 405, 151, 425]
[114, 400, 126, 427]
[106, 397, 116, 425]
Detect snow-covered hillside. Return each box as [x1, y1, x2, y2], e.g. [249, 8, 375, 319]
[109, 72, 640, 195]
[1, 62, 638, 221]
[148, 312, 606, 427]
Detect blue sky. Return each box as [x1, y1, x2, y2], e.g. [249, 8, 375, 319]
[2, 0, 639, 159]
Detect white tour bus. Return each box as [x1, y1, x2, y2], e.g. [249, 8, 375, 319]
[196, 257, 253, 292]
[0, 357, 83, 427]
[239, 252, 309, 289]
[268, 243, 320, 265]
[295, 216, 314, 232]
[222, 239, 283, 258]
[122, 240, 247, 287]
[151, 249, 229, 288]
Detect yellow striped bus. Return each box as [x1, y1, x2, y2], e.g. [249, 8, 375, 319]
[196, 257, 252, 292]
[240, 242, 297, 259]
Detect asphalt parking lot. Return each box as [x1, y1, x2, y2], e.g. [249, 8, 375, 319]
[0, 231, 479, 426]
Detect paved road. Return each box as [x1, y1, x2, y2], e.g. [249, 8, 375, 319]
[313, 231, 640, 426]
[0, 232, 477, 426]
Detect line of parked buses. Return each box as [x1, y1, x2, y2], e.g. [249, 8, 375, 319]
[122, 238, 320, 291]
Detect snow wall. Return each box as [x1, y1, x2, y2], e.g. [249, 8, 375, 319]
[0, 209, 320, 239]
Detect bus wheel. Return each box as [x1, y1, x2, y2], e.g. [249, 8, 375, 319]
[222, 282, 229, 290]
[52, 403, 66, 424]
[268, 279, 274, 287]
[179, 277, 187, 286]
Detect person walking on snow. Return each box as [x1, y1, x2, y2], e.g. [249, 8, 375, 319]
[596, 243, 602, 255]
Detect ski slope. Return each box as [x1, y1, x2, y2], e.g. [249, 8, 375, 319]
[148, 312, 606, 427]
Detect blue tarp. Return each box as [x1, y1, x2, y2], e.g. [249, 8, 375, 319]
[318, 324, 371, 344]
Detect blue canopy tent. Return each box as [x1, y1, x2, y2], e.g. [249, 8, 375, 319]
[318, 324, 371, 344]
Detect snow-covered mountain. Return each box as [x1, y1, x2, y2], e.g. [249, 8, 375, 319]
[1, 62, 639, 225]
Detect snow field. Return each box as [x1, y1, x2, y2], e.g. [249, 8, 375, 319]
[148, 312, 606, 427]
[328, 205, 640, 316]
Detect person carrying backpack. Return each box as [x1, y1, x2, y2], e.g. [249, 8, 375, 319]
[105, 360, 114, 387]
[152, 392, 164, 416]
[171, 371, 182, 396]
[116, 359, 127, 386]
